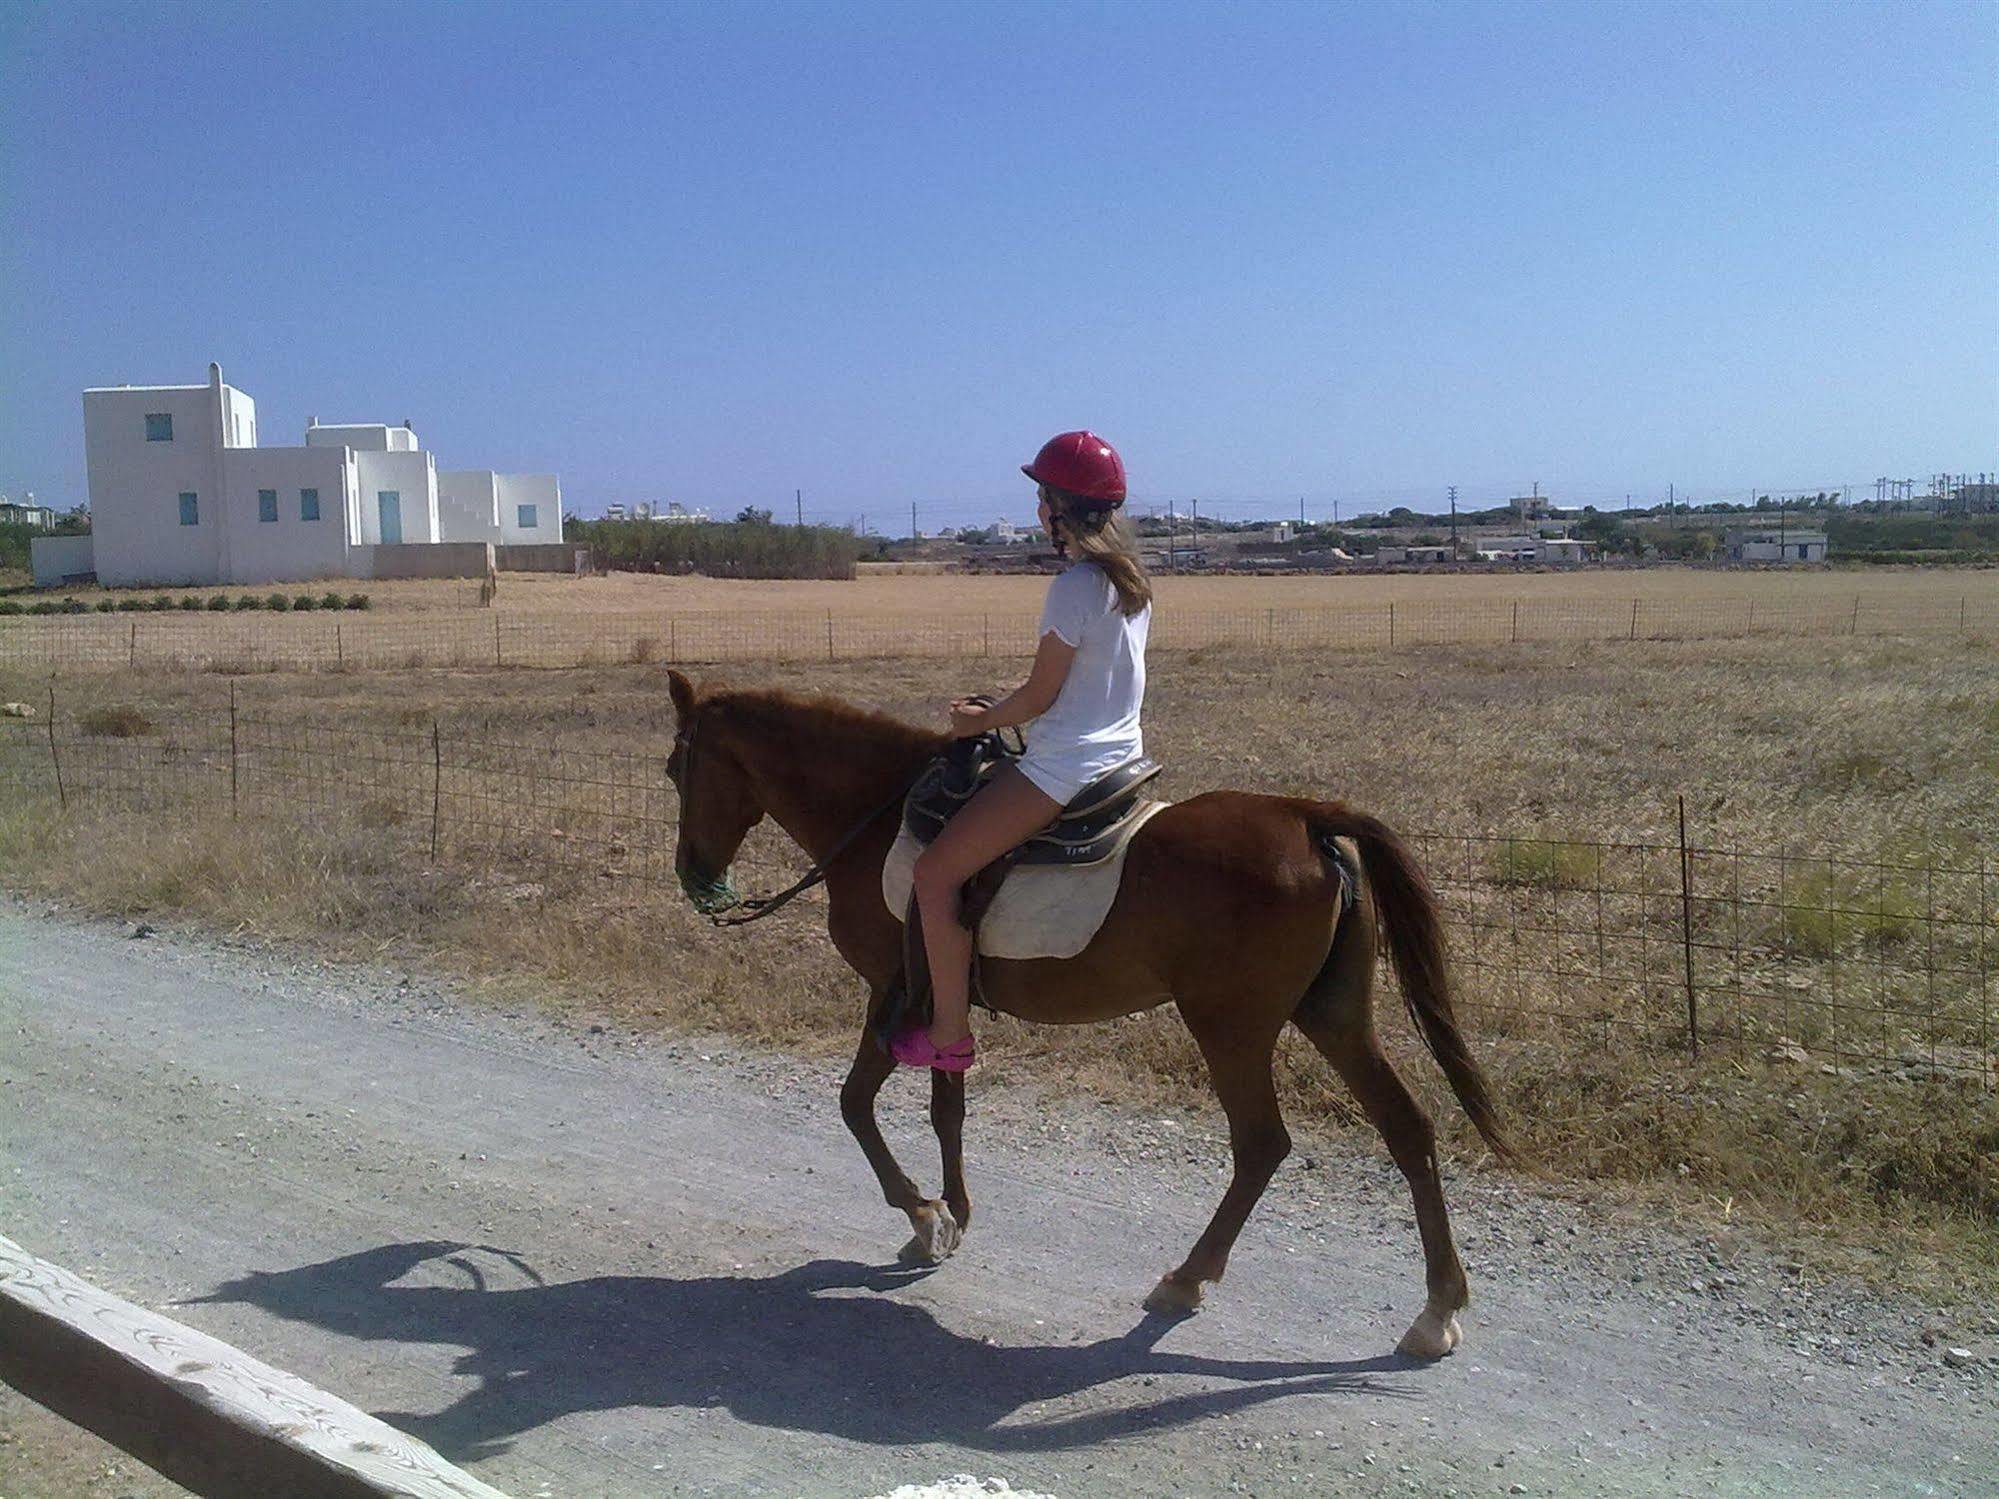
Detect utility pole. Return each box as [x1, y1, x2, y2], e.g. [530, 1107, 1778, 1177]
[1167, 499, 1177, 571]
[1299, 495, 1306, 527]
[1448, 485, 1458, 557]
[795, 488, 803, 526]
[911, 499, 918, 540]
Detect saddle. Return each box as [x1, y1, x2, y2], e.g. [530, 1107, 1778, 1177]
[875, 721, 1163, 1050]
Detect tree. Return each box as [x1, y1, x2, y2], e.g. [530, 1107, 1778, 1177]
[735, 505, 774, 525]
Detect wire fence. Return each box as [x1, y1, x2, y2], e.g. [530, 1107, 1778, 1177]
[3, 706, 1990, 1084]
[3, 588, 1997, 675]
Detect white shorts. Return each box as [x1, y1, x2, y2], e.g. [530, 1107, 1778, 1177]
[1016, 743, 1143, 808]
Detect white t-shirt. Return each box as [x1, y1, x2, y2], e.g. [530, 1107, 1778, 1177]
[1028, 562, 1150, 783]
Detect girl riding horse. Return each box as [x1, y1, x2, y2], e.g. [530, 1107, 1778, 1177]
[895, 431, 1152, 1073]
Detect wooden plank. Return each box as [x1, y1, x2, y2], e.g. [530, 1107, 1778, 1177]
[0, 1233, 512, 1499]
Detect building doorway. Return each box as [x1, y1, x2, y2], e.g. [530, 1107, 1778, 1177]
[378, 491, 402, 544]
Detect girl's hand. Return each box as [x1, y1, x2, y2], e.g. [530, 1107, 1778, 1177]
[948, 698, 990, 737]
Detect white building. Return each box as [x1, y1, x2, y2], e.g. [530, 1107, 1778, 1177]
[1, 497, 56, 528]
[73, 363, 560, 587]
[1725, 528, 1828, 563]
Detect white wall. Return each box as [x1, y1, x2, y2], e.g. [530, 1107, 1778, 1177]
[437, 470, 502, 543]
[83, 384, 229, 586]
[31, 534, 96, 586]
[307, 423, 416, 453]
[221, 446, 358, 583]
[222, 387, 258, 449]
[352, 451, 439, 545]
[495, 473, 562, 544]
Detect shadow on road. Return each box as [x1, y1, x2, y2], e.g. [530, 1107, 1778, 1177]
[192, 1241, 1415, 1462]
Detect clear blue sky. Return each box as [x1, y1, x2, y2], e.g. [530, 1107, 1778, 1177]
[3, 1, 1994, 529]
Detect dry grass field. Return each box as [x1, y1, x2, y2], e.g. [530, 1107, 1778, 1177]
[3, 630, 1995, 1293]
[14, 561, 1999, 617]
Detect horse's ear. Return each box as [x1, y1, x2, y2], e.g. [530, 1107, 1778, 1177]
[666, 669, 697, 723]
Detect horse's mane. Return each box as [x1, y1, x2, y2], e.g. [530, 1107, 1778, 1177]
[707, 686, 946, 766]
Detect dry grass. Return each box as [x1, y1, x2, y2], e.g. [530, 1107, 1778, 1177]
[16, 562, 1999, 619]
[4, 631, 1996, 1297]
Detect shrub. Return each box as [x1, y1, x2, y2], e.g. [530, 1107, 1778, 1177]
[293, 593, 318, 611]
[320, 590, 344, 610]
[180, 595, 202, 611]
[0, 600, 22, 615]
[116, 597, 143, 612]
[78, 704, 153, 738]
[150, 596, 175, 611]
[265, 593, 291, 611]
[94, 599, 116, 613]
[27, 600, 56, 615]
[61, 598, 89, 613]
[1491, 838, 1602, 891]
[345, 593, 370, 610]
[207, 596, 231, 612]
[232, 595, 261, 611]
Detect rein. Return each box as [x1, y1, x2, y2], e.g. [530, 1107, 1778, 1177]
[676, 715, 918, 928]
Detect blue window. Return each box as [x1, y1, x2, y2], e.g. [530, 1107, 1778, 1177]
[516, 503, 538, 529]
[177, 492, 198, 526]
[258, 489, 278, 523]
[146, 413, 173, 442]
[300, 488, 320, 521]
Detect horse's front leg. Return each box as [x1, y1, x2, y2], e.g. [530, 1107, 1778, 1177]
[838, 1010, 962, 1265]
[931, 1066, 971, 1234]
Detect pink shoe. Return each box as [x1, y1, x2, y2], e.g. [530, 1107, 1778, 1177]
[889, 1026, 977, 1072]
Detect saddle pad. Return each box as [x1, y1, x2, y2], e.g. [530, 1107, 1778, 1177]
[881, 801, 1171, 961]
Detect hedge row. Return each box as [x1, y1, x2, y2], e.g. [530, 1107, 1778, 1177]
[0, 592, 372, 617]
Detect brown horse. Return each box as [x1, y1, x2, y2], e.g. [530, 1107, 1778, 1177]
[664, 670, 1510, 1358]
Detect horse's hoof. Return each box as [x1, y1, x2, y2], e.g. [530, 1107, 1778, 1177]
[1143, 1274, 1204, 1316]
[897, 1205, 961, 1265]
[1396, 1307, 1463, 1359]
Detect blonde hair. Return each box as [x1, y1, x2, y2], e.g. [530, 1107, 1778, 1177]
[1041, 486, 1153, 617]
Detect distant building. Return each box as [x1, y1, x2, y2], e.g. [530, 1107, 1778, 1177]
[1475, 532, 1594, 563]
[74, 362, 561, 586]
[0, 498, 56, 529]
[1377, 544, 1452, 565]
[1726, 528, 1828, 563]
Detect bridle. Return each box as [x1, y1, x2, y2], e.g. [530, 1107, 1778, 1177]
[672, 714, 916, 928]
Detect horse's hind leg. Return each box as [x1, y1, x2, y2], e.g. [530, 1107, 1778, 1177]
[838, 1014, 962, 1264]
[1145, 1016, 1290, 1316]
[1292, 1005, 1469, 1358]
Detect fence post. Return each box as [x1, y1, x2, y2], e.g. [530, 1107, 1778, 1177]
[1961, 596, 1968, 634]
[1850, 594, 1860, 636]
[335, 620, 344, 669]
[826, 609, 835, 662]
[45, 685, 65, 809]
[669, 616, 677, 662]
[1746, 598, 1755, 634]
[1388, 601, 1396, 649]
[493, 613, 502, 667]
[982, 614, 991, 658]
[1629, 598, 1639, 641]
[229, 682, 238, 812]
[1511, 599, 1519, 644]
[1265, 607, 1275, 647]
[1678, 794, 1698, 1059]
[129, 621, 137, 668]
[430, 720, 442, 861]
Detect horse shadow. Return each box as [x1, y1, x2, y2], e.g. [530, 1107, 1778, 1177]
[190, 1241, 1416, 1462]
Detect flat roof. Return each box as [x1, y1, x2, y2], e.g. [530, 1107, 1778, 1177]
[83, 383, 247, 394]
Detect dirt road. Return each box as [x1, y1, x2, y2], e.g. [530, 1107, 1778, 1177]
[1, 907, 1991, 1497]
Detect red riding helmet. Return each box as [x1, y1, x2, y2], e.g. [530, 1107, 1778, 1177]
[1022, 430, 1126, 507]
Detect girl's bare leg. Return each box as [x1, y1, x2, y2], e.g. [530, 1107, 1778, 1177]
[911, 766, 1059, 1047]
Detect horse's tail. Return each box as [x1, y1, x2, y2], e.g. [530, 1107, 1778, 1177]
[1302, 801, 1513, 1161]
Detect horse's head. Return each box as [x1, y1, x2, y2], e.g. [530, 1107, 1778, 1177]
[666, 670, 766, 915]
